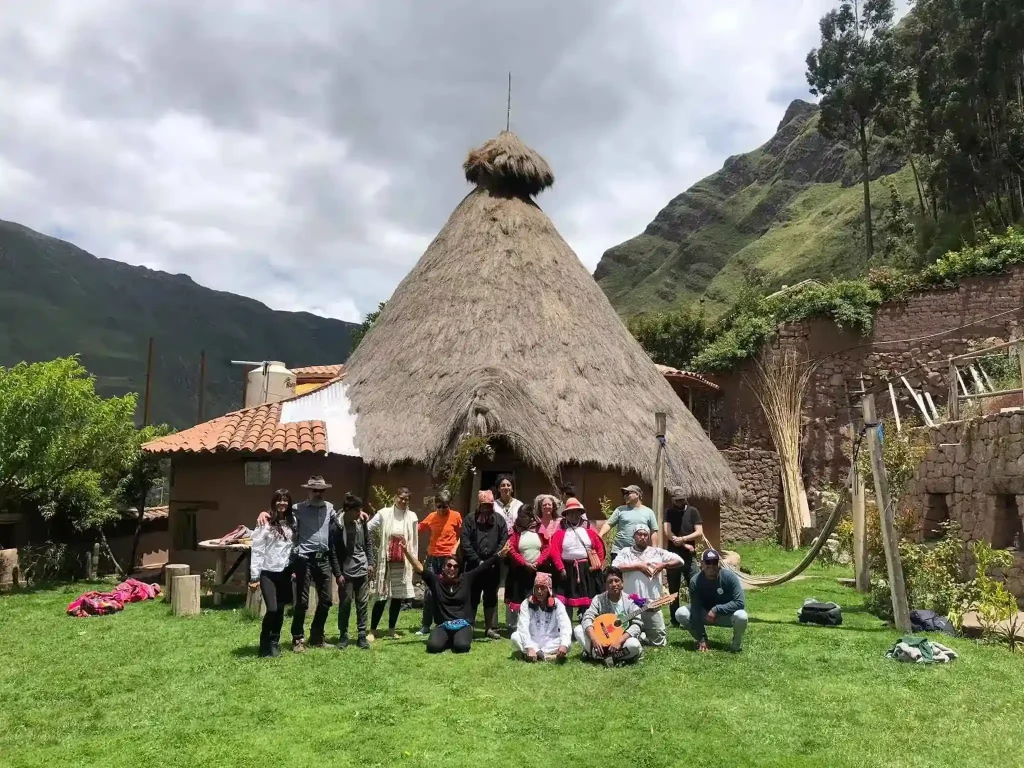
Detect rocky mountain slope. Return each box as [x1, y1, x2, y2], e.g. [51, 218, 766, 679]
[595, 99, 909, 317]
[0, 220, 354, 427]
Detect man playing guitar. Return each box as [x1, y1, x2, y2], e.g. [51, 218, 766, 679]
[574, 567, 644, 667]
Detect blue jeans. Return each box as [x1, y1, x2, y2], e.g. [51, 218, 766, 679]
[675, 605, 748, 650]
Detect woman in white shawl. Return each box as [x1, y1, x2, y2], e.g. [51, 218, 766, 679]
[367, 486, 418, 639]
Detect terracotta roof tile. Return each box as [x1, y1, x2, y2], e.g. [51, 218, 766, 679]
[143, 401, 328, 456]
[292, 364, 345, 381]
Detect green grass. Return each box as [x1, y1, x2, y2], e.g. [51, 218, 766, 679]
[2, 546, 1021, 767]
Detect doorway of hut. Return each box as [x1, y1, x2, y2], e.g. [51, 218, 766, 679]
[480, 470, 515, 500]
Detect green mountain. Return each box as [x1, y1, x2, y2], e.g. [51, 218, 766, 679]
[595, 99, 912, 317]
[0, 220, 355, 427]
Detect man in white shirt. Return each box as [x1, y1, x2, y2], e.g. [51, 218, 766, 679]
[612, 524, 684, 647]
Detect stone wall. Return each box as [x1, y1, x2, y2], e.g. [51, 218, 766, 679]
[910, 412, 1024, 604]
[720, 449, 781, 542]
[714, 266, 1024, 493]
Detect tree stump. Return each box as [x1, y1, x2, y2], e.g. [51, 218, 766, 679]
[245, 586, 266, 618]
[0, 548, 19, 589]
[172, 575, 201, 616]
[164, 564, 190, 603]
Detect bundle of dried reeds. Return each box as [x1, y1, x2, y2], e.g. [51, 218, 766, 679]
[745, 347, 816, 548]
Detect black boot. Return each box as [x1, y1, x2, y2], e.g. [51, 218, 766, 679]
[269, 633, 281, 657]
[258, 632, 273, 658]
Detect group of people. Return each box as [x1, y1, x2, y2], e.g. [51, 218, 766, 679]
[247, 475, 748, 664]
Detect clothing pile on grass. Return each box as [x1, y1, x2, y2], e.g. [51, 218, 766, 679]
[67, 578, 162, 617]
[886, 635, 958, 664]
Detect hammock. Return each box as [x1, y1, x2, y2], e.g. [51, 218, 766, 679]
[712, 466, 852, 589]
[662, 426, 864, 589]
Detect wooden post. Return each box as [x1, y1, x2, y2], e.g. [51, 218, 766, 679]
[654, 412, 667, 547]
[164, 563, 190, 603]
[948, 359, 960, 421]
[142, 336, 154, 425]
[1017, 342, 1024, 407]
[862, 393, 911, 631]
[172, 574, 201, 616]
[90, 543, 100, 579]
[213, 551, 226, 607]
[923, 391, 940, 422]
[197, 350, 207, 424]
[852, 457, 870, 593]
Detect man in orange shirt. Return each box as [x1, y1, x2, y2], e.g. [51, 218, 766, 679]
[416, 490, 463, 636]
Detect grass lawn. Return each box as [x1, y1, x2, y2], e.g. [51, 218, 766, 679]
[1, 543, 1021, 768]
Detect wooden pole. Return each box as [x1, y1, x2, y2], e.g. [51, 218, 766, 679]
[654, 412, 667, 547]
[172, 574, 201, 616]
[164, 563, 190, 603]
[142, 336, 154, 425]
[90, 543, 100, 579]
[851, 379, 870, 592]
[862, 393, 911, 631]
[923, 391, 940, 422]
[888, 382, 902, 433]
[1017, 342, 1024, 407]
[948, 359, 960, 421]
[197, 350, 206, 424]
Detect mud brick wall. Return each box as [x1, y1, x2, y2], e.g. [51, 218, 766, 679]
[714, 267, 1024, 494]
[720, 449, 781, 542]
[910, 413, 1024, 605]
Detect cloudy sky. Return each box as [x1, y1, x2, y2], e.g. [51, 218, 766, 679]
[0, 1, 901, 323]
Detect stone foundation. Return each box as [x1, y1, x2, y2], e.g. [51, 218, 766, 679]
[721, 449, 781, 542]
[910, 412, 1024, 605]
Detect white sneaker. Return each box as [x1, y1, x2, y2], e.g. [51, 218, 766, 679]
[415, 627, 429, 636]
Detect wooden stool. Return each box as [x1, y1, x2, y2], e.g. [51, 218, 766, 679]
[164, 564, 190, 603]
[172, 574, 201, 616]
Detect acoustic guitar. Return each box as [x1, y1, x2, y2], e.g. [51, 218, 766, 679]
[591, 592, 677, 651]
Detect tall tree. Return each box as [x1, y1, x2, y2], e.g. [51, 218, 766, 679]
[0, 357, 170, 544]
[350, 301, 386, 351]
[807, 0, 913, 259]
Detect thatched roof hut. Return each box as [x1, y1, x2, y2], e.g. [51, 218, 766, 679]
[344, 131, 738, 500]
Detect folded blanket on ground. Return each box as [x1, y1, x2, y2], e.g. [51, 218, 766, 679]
[67, 578, 162, 617]
[886, 635, 958, 663]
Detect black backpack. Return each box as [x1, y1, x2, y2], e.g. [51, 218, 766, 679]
[909, 609, 956, 636]
[798, 600, 843, 626]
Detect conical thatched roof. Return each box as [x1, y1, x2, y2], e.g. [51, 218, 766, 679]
[344, 130, 738, 499]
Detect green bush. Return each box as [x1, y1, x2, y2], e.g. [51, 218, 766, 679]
[630, 229, 1024, 374]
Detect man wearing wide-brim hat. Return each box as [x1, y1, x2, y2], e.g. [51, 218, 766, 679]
[289, 475, 338, 652]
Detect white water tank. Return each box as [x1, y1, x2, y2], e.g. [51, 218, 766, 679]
[245, 361, 296, 408]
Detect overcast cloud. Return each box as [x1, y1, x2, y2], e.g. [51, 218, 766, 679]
[0, 1, 903, 323]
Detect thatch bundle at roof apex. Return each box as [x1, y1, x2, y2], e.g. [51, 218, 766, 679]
[343, 131, 738, 499]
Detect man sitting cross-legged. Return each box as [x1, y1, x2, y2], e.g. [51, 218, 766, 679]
[675, 549, 748, 653]
[511, 572, 572, 663]
[612, 523, 684, 647]
[574, 567, 643, 667]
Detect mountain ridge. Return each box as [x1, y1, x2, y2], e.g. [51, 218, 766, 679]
[595, 98, 909, 316]
[0, 219, 355, 427]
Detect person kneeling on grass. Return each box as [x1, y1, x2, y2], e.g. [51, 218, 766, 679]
[675, 549, 748, 653]
[398, 537, 510, 654]
[574, 567, 643, 667]
[511, 572, 571, 663]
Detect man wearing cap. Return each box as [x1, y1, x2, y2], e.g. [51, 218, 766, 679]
[612, 524, 684, 647]
[289, 475, 338, 652]
[599, 484, 659, 558]
[663, 488, 704, 626]
[675, 549, 748, 653]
